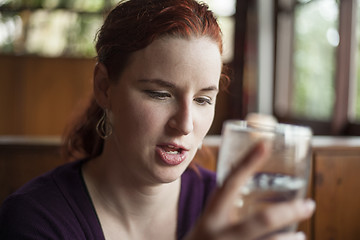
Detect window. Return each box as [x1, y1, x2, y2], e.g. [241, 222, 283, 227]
[292, 0, 338, 120]
[0, 0, 235, 61]
[0, 0, 110, 57]
[202, 0, 236, 63]
[274, 0, 360, 135]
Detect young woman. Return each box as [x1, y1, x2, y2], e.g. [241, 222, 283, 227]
[0, 0, 315, 239]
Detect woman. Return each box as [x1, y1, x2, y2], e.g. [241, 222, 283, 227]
[0, 0, 315, 239]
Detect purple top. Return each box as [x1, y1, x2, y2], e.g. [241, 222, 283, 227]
[0, 159, 216, 239]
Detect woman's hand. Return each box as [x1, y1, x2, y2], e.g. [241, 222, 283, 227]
[186, 142, 316, 240]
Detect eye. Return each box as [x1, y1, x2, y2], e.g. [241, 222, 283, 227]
[194, 97, 213, 106]
[145, 90, 171, 100]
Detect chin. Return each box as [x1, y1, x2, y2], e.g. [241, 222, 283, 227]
[153, 164, 188, 184]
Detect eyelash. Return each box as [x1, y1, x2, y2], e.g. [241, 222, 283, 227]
[195, 97, 213, 105]
[145, 90, 213, 105]
[145, 90, 171, 100]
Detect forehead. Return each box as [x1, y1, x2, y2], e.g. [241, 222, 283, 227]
[124, 36, 222, 85]
[143, 36, 220, 62]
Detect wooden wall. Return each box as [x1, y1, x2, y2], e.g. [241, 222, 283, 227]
[311, 141, 360, 239]
[0, 136, 63, 201]
[0, 55, 94, 136]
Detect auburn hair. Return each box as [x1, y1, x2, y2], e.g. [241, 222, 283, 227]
[62, 0, 229, 161]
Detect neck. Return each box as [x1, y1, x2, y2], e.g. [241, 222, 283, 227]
[82, 138, 183, 239]
[83, 155, 181, 214]
[82, 153, 181, 239]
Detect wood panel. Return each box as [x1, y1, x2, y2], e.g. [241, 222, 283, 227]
[0, 137, 64, 204]
[0, 55, 94, 135]
[0, 56, 23, 134]
[313, 149, 360, 240]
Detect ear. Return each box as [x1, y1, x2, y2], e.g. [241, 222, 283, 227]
[94, 62, 111, 109]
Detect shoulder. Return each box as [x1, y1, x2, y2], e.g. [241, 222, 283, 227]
[0, 190, 74, 239]
[0, 160, 97, 239]
[2, 159, 83, 204]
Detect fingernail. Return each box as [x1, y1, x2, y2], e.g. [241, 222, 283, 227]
[295, 231, 306, 240]
[304, 199, 316, 214]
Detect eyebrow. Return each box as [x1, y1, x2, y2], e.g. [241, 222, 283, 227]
[137, 79, 219, 92]
[137, 79, 176, 88]
[199, 86, 219, 92]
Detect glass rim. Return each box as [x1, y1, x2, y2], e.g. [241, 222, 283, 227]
[223, 120, 313, 137]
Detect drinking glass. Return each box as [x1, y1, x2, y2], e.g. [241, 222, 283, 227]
[216, 120, 312, 225]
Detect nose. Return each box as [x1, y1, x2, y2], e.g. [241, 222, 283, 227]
[168, 101, 194, 135]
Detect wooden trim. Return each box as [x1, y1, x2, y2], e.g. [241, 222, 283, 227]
[332, 0, 356, 134]
[230, 0, 249, 119]
[274, 0, 296, 117]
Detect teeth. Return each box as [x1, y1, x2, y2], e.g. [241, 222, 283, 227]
[161, 145, 182, 154]
[166, 151, 179, 154]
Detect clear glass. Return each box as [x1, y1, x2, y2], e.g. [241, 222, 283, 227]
[292, 0, 338, 120]
[217, 120, 312, 227]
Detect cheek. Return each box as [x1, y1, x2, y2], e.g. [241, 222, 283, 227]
[194, 108, 215, 137]
[135, 105, 166, 129]
[113, 99, 168, 135]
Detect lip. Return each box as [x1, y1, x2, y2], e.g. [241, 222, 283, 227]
[156, 143, 190, 166]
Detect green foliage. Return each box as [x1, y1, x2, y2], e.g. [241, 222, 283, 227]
[0, 0, 107, 57]
[292, 0, 338, 120]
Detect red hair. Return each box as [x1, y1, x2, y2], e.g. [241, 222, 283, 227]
[62, 0, 229, 161]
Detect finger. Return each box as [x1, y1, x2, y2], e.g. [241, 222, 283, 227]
[205, 142, 270, 224]
[232, 198, 315, 239]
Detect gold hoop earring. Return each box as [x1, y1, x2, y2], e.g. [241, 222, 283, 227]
[96, 110, 113, 139]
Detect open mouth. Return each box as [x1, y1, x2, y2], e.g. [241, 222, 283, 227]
[162, 145, 183, 154]
[156, 144, 188, 165]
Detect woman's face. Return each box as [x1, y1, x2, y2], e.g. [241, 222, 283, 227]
[104, 36, 222, 184]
